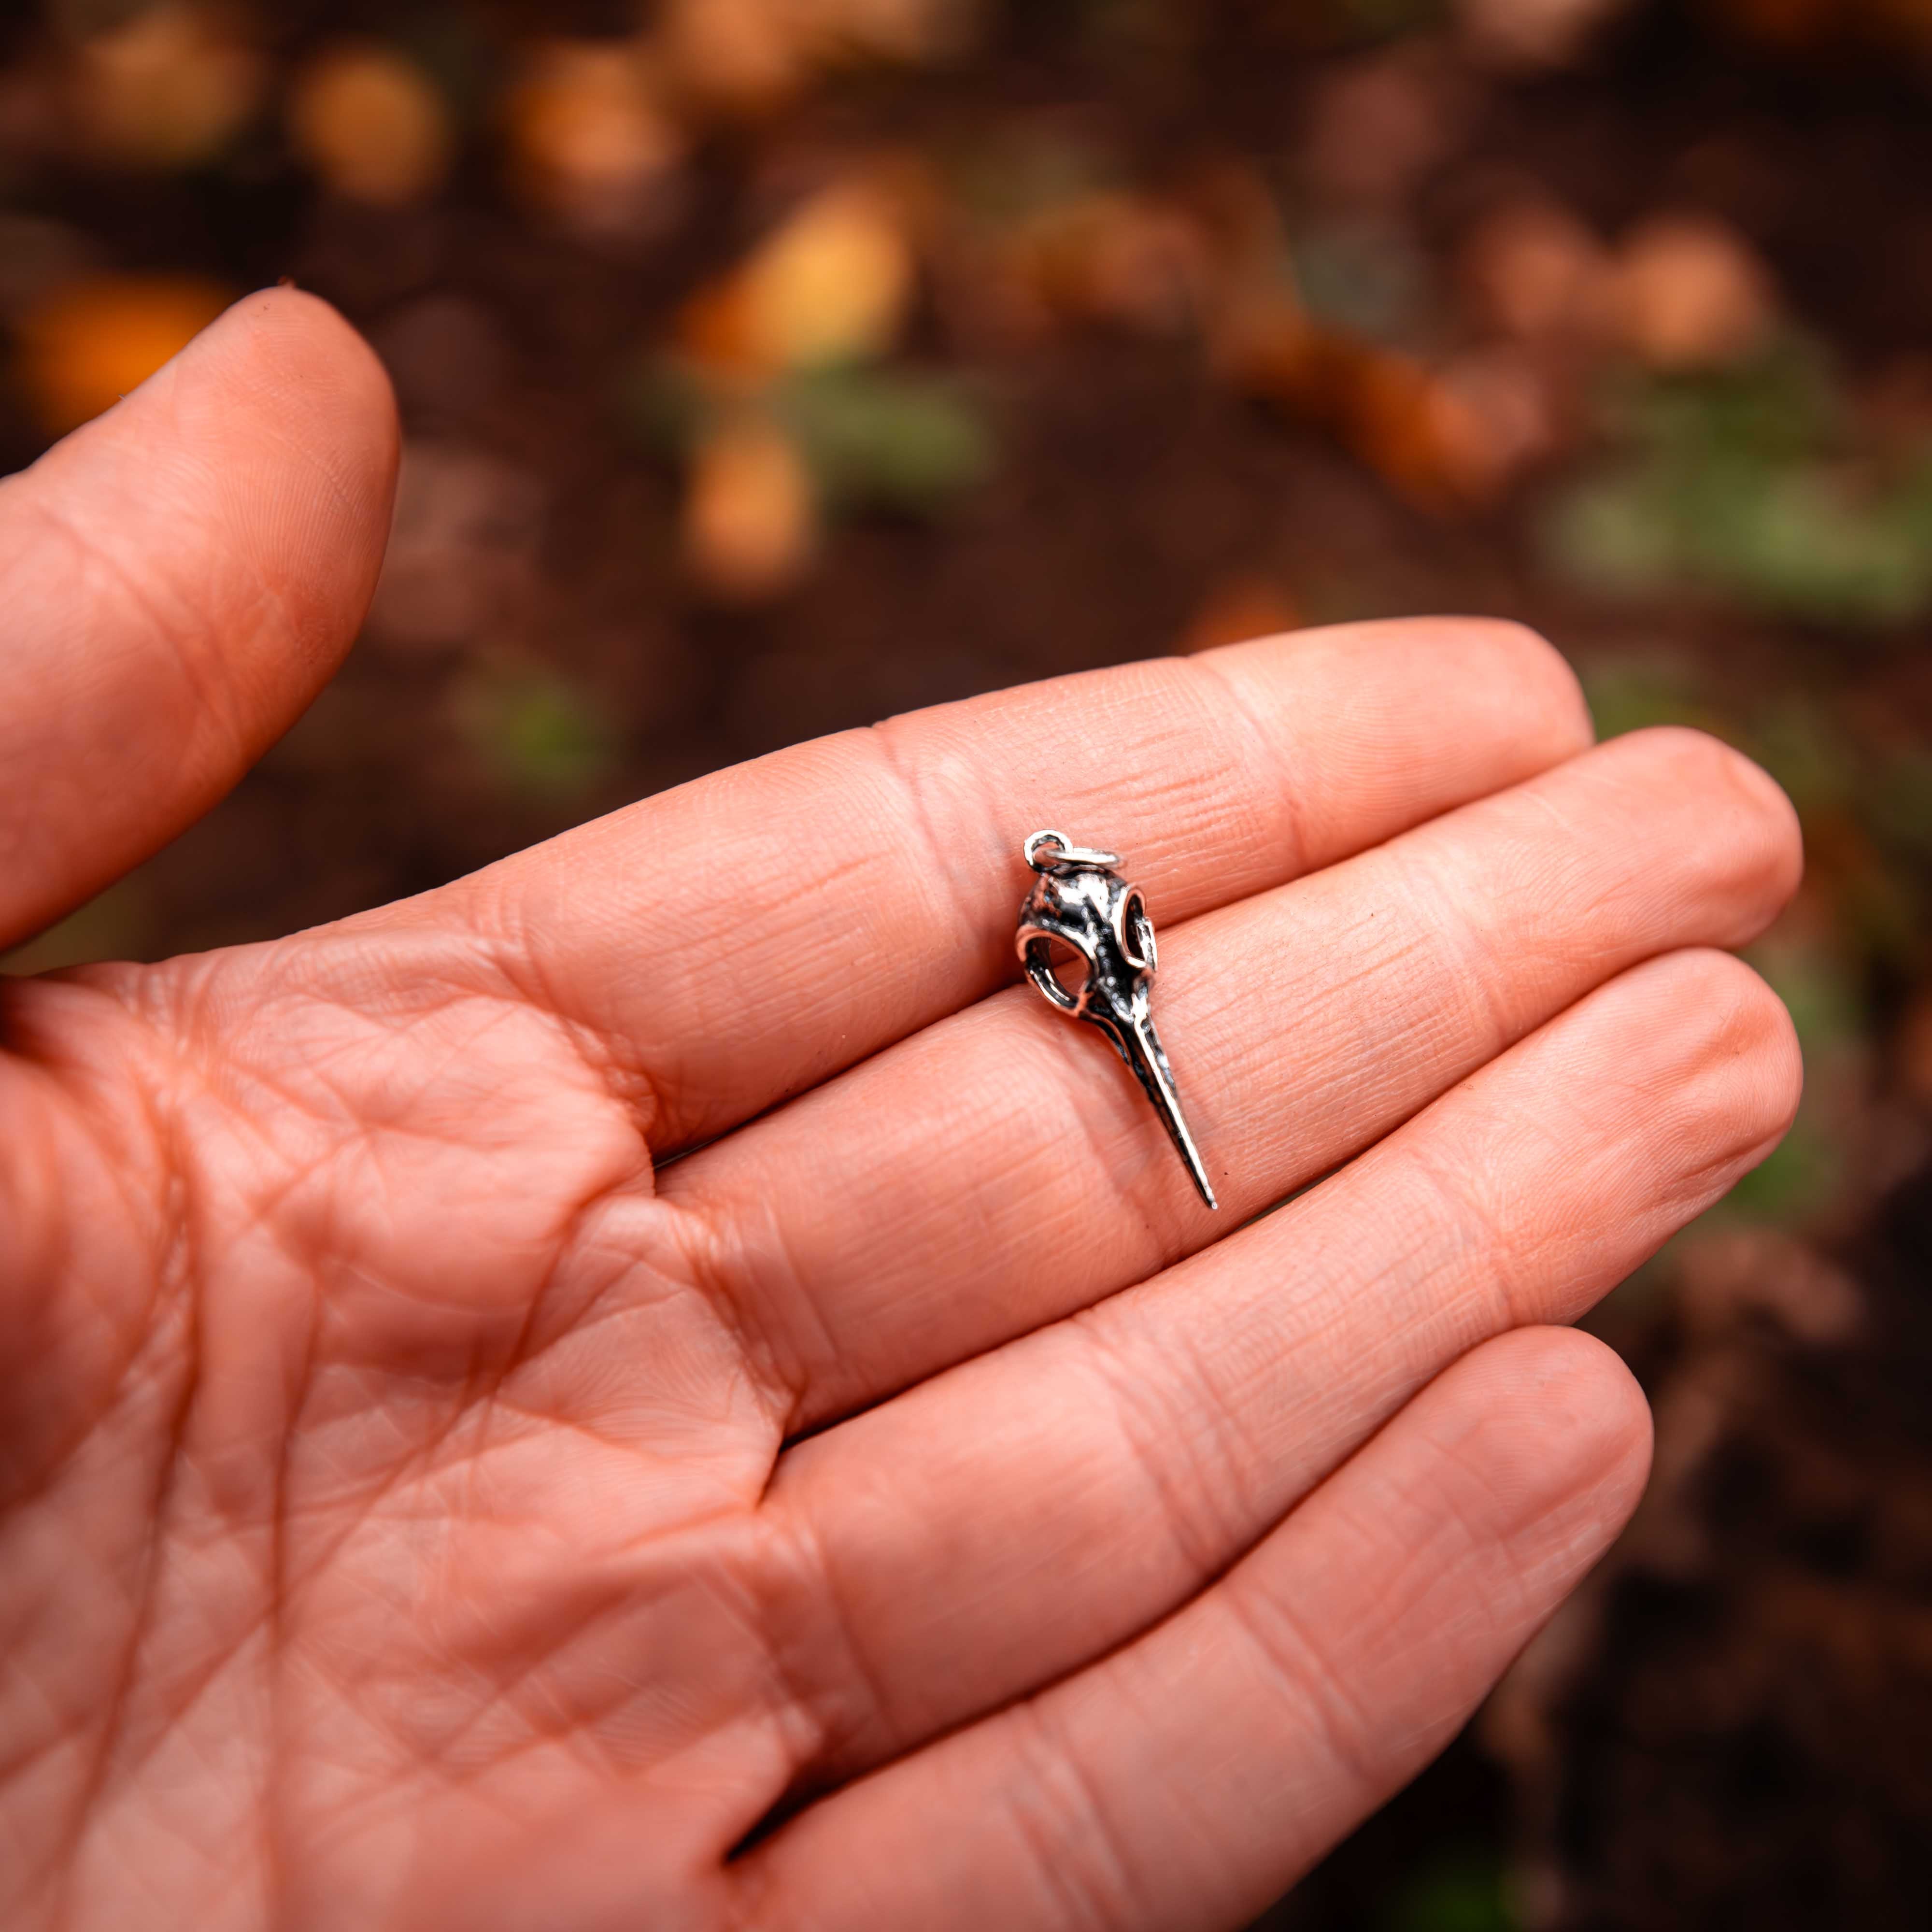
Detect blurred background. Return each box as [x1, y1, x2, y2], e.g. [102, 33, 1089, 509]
[2, 0, 1931, 1923]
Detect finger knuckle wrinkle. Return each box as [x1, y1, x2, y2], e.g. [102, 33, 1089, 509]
[1007, 1706, 1143, 1932]
[750, 1506, 888, 1778]
[1079, 1318, 1251, 1578]
[1222, 1579, 1385, 1794]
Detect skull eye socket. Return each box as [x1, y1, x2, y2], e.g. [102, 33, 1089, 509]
[1023, 935, 1091, 1012]
[1118, 891, 1156, 971]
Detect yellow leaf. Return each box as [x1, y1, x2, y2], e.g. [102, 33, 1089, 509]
[724, 181, 916, 374]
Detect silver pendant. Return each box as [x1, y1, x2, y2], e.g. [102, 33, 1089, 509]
[1016, 830, 1218, 1209]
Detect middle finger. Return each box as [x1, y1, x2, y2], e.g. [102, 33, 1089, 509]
[665, 726, 1797, 1427]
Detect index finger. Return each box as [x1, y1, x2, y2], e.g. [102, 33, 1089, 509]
[389, 618, 1591, 1151]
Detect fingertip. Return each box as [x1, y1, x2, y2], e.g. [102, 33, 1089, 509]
[178, 287, 401, 671]
[1416, 615, 1595, 762]
[125, 288, 399, 706]
[1445, 1326, 1654, 1546]
[0, 284, 401, 943]
[42, 283, 399, 488]
[1580, 947, 1805, 1216]
[1659, 945, 1804, 1148]
[29, 285, 401, 606]
[1694, 729, 1806, 927]
[1602, 727, 1805, 940]
[1210, 614, 1595, 775]
[199, 284, 398, 443]
[168, 283, 400, 534]
[1729, 743, 1805, 917]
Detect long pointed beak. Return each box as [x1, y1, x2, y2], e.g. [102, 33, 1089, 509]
[1120, 1013, 1218, 1211]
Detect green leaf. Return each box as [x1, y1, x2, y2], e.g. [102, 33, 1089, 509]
[1546, 337, 1932, 625]
[777, 366, 995, 514]
[454, 664, 617, 802]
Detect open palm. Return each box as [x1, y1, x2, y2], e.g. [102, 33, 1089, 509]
[1, 294, 1802, 1932]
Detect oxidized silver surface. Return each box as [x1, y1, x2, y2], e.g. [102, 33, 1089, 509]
[1016, 830, 1218, 1209]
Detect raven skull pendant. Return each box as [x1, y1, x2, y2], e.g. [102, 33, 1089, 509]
[1016, 830, 1218, 1209]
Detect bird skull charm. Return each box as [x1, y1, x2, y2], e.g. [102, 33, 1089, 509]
[1016, 830, 1218, 1208]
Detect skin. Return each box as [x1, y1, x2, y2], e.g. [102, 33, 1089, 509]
[0, 291, 1803, 1932]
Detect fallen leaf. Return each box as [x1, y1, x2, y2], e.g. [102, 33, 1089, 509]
[71, 1, 264, 170]
[658, 0, 812, 115]
[451, 656, 616, 801]
[683, 413, 817, 598]
[1433, 346, 1561, 488]
[800, 0, 979, 64]
[656, 0, 971, 116]
[680, 179, 915, 376]
[779, 364, 993, 510]
[15, 271, 231, 435]
[1458, 196, 1613, 341]
[506, 39, 684, 239]
[1350, 348, 1474, 508]
[1007, 192, 1211, 335]
[1176, 575, 1301, 654]
[288, 42, 454, 208]
[1610, 213, 1776, 370]
[1299, 47, 1469, 208]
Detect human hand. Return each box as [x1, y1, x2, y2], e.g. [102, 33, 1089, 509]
[0, 293, 1802, 1932]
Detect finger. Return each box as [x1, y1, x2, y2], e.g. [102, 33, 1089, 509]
[758, 946, 1796, 1784]
[669, 728, 1800, 1424]
[395, 618, 1590, 1149]
[740, 1326, 1651, 1932]
[0, 287, 397, 949]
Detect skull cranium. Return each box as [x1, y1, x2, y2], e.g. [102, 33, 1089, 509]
[1016, 831, 1216, 1208]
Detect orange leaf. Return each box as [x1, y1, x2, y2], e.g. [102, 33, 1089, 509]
[682, 414, 816, 599]
[288, 42, 454, 209]
[1177, 575, 1301, 655]
[16, 273, 232, 436]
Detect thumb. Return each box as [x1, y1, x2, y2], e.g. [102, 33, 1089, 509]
[0, 285, 398, 952]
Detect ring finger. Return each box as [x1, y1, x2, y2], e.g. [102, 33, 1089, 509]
[667, 725, 1799, 1428]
